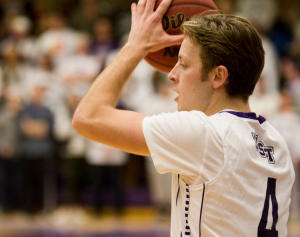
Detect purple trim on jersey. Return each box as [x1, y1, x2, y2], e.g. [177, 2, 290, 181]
[220, 111, 266, 124]
[176, 174, 180, 206]
[199, 183, 205, 237]
[185, 183, 191, 237]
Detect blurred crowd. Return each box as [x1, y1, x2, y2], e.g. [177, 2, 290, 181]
[0, 0, 300, 223]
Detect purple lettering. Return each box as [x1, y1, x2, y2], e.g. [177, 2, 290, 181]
[264, 147, 275, 164]
[258, 142, 265, 158]
[251, 132, 275, 164]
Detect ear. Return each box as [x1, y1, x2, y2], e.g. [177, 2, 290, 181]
[212, 66, 228, 89]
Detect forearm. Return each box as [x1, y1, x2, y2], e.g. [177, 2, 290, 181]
[75, 43, 147, 118]
[72, 42, 150, 155]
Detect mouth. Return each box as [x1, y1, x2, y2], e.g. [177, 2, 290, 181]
[173, 88, 179, 102]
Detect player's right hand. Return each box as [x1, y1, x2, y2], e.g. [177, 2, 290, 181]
[127, 0, 185, 55]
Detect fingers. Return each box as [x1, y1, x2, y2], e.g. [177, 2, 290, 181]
[155, 0, 172, 18]
[144, 0, 156, 15]
[131, 3, 137, 22]
[137, 0, 146, 18]
[165, 34, 186, 47]
[136, 0, 168, 20]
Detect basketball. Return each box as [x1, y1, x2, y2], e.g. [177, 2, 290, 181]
[144, 0, 218, 73]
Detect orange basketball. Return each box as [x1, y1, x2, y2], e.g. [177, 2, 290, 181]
[145, 0, 218, 73]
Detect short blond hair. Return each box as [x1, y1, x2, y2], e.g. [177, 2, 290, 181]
[181, 12, 265, 100]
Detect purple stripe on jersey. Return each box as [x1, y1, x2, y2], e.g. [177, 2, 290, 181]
[184, 183, 190, 237]
[257, 115, 266, 124]
[220, 111, 266, 124]
[199, 183, 206, 237]
[176, 174, 180, 206]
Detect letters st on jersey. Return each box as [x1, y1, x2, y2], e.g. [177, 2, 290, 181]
[252, 133, 275, 164]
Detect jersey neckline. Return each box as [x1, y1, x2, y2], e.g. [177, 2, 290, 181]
[219, 110, 266, 124]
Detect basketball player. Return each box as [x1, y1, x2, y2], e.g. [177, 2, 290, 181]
[72, 0, 295, 236]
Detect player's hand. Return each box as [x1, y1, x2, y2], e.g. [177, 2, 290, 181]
[127, 0, 185, 54]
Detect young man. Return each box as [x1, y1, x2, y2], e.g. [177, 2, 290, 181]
[73, 0, 294, 236]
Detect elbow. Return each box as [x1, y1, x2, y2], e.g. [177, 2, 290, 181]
[72, 106, 108, 139]
[72, 111, 86, 134]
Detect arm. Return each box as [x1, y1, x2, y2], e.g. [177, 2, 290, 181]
[72, 0, 184, 156]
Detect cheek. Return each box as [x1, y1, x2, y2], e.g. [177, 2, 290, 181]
[182, 71, 201, 86]
[194, 79, 212, 96]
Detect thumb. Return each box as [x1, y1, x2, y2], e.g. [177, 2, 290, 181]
[165, 34, 185, 47]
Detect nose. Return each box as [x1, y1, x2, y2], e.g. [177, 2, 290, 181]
[168, 62, 179, 84]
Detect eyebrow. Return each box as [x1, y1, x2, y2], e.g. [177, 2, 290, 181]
[179, 55, 188, 62]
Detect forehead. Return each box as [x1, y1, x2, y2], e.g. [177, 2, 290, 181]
[179, 38, 201, 62]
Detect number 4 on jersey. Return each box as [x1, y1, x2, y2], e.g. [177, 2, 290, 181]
[258, 177, 278, 237]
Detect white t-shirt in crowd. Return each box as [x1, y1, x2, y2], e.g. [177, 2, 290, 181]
[143, 110, 294, 237]
[56, 54, 101, 97]
[35, 28, 78, 65]
[22, 67, 65, 111]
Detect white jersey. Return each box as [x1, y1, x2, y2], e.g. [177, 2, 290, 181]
[143, 110, 294, 237]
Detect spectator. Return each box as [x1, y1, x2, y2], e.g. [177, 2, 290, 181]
[53, 91, 88, 209]
[269, 90, 300, 220]
[19, 81, 54, 214]
[56, 33, 101, 98]
[0, 15, 36, 64]
[90, 18, 118, 63]
[22, 54, 64, 112]
[0, 88, 22, 214]
[269, 0, 297, 57]
[281, 54, 300, 114]
[35, 12, 78, 66]
[0, 42, 31, 97]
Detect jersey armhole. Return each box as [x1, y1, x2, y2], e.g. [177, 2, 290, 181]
[142, 116, 168, 174]
[203, 116, 235, 188]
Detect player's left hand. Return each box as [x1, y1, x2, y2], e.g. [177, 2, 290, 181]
[128, 0, 185, 54]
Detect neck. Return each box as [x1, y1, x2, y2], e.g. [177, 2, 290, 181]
[204, 94, 251, 116]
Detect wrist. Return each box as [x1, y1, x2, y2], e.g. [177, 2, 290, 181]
[123, 42, 149, 60]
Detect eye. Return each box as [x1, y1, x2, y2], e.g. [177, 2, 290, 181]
[180, 63, 187, 68]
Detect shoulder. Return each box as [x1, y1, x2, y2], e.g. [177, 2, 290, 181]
[143, 110, 233, 137]
[143, 110, 206, 128]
